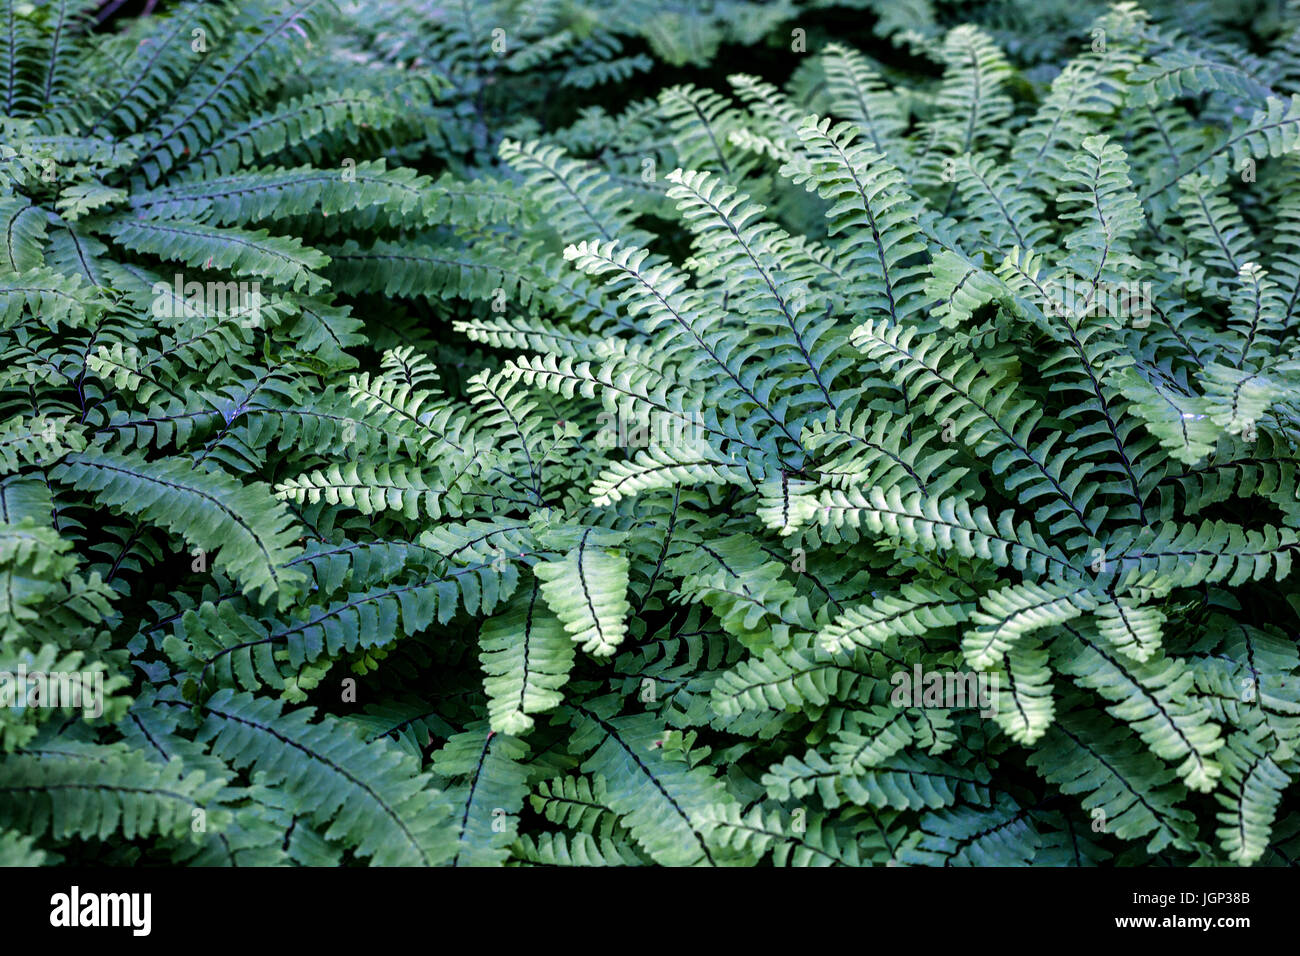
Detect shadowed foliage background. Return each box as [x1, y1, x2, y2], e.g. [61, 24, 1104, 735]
[3, 0, 1300, 866]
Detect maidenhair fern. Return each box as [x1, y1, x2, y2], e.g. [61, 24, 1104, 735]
[4, 0, 1300, 868]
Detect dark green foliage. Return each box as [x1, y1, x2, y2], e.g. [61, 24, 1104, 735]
[5, 0, 1300, 867]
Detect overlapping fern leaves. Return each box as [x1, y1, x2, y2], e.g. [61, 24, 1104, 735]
[5, 0, 1300, 867]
